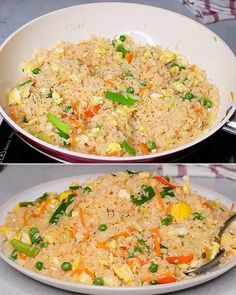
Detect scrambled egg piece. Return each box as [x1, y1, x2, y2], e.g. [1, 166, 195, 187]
[118, 189, 130, 200]
[108, 239, 117, 250]
[72, 256, 81, 270]
[94, 48, 106, 55]
[21, 232, 31, 245]
[8, 88, 22, 105]
[112, 264, 134, 285]
[159, 50, 176, 64]
[170, 66, 180, 76]
[52, 91, 63, 104]
[172, 81, 187, 93]
[59, 190, 72, 201]
[77, 272, 93, 284]
[103, 276, 120, 287]
[106, 142, 122, 154]
[144, 50, 152, 57]
[171, 202, 192, 221]
[22, 61, 32, 73]
[1, 226, 9, 234]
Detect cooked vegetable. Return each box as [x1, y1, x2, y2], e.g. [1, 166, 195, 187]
[171, 63, 186, 71]
[150, 280, 158, 285]
[35, 261, 44, 270]
[125, 52, 133, 63]
[32, 68, 41, 74]
[19, 80, 32, 87]
[36, 192, 49, 203]
[131, 186, 155, 205]
[171, 202, 192, 221]
[47, 113, 72, 135]
[126, 170, 141, 175]
[147, 141, 156, 151]
[105, 91, 136, 106]
[119, 35, 126, 42]
[125, 72, 134, 78]
[69, 185, 82, 190]
[49, 194, 75, 224]
[184, 92, 195, 100]
[157, 276, 177, 284]
[161, 215, 173, 226]
[61, 262, 72, 271]
[139, 142, 149, 155]
[149, 262, 158, 273]
[120, 141, 136, 156]
[29, 227, 42, 244]
[153, 176, 178, 189]
[137, 238, 150, 253]
[117, 44, 127, 57]
[10, 239, 40, 257]
[160, 187, 175, 198]
[93, 277, 105, 286]
[166, 254, 193, 264]
[10, 249, 18, 261]
[134, 246, 142, 254]
[64, 105, 72, 113]
[98, 224, 107, 232]
[22, 115, 29, 123]
[83, 187, 92, 193]
[198, 97, 213, 108]
[126, 87, 134, 94]
[193, 212, 205, 220]
[19, 201, 34, 207]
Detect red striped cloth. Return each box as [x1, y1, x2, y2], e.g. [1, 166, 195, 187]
[156, 165, 236, 180]
[180, 0, 236, 23]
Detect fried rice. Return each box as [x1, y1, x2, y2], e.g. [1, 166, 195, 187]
[1, 171, 235, 287]
[7, 35, 220, 156]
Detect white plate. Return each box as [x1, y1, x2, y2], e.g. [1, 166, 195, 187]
[0, 174, 235, 294]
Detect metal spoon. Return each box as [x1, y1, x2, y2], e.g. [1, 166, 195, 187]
[184, 213, 236, 275]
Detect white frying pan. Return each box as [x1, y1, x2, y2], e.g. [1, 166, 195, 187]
[0, 2, 236, 163]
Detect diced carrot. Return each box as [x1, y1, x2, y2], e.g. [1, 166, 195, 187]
[153, 176, 179, 189]
[125, 52, 133, 63]
[103, 79, 115, 86]
[189, 64, 196, 72]
[96, 241, 110, 251]
[202, 201, 215, 211]
[165, 203, 173, 215]
[68, 227, 77, 239]
[155, 188, 165, 211]
[9, 111, 17, 121]
[19, 253, 27, 260]
[157, 276, 177, 284]
[106, 150, 122, 157]
[39, 198, 51, 215]
[145, 65, 152, 72]
[140, 84, 151, 94]
[166, 254, 194, 264]
[154, 237, 161, 257]
[127, 259, 134, 268]
[31, 211, 41, 218]
[79, 208, 86, 227]
[84, 105, 101, 118]
[135, 255, 146, 266]
[23, 210, 29, 226]
[139, 143, 149, 155]
[120, 246, 128, 256]
[81, 230, 90, 242]
[114, 227, 135, 239]
[150, 228, 160, 237]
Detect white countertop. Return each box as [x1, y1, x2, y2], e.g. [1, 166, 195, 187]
[1, 164, 236, 295]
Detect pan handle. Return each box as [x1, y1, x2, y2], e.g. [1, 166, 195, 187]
[223, 111, 236, 135]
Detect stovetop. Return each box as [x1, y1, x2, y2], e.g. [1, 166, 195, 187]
[1, 120, 236, 163]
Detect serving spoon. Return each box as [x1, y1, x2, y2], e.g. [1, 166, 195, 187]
[184, 213, 236, 275]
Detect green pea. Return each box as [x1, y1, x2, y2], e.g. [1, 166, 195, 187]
[127, 87, 134, 94]
[161, 214, 173, 226]
[10, 249, 18, 261]
[119, 35, 126, 42]
[64, 105, 72, 113]
[32, 68, 41, 74]
[83, 186, 92, 193]
[147, 141, 156, 150]
[205, 99, 213, 108]
[150, 280, 158, 285]
[93, 277, 104, 286]
[149, 262, 158, 273]
[98, 224, 107, 232]
[61, 262, 72, 271]
[35, 261, 44, 270]
[134, 246, 142, 254]
[185, 92, 195, 100]
[128, 252, 135, 258]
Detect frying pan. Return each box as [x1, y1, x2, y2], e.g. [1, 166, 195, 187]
[0, 2, 236, 163]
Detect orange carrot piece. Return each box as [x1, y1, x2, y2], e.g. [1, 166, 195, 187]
[165, 203, 173, 215]
[19, 253, 27, 260]
[79, 208, 86, 227]
[166, 254, 194, 264]
[68, 227, 77, 239]
[9, 112, 17, 121]
[154, 237, 161, 257]
[31, 211, 41, 218]
[150, 228, 160, 237]
[125, 52, 133, 63]
[153, 176, 179, 189]
[81, 230, 90, 242]
[135, 255, 146, 266]
[39, 198, 51, 214]
[23, 210, 29, 226]
[84, 105, 101, 118]
[189, 64, 196, 72]
[103, 79, 115, 86]
[155, 188, 165, 211]
[139, 143, 149, 155]
[157, 276, 177, 284]
[127, 259, 134, 268]
[202, 201, 215, 211]
[120, 246, 128, 256]
[70, 267, 95, 280]
[114, 227, 135, 239]
[96, 241, 110, 251]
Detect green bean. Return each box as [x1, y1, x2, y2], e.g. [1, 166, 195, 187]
[10, 239, 40, 257]
[49, 194, 75, 224]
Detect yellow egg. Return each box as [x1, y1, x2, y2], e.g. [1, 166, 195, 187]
[159, 50, 176, 64]
[171, 202, 192, 221]
[1, 226, 9, 234]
